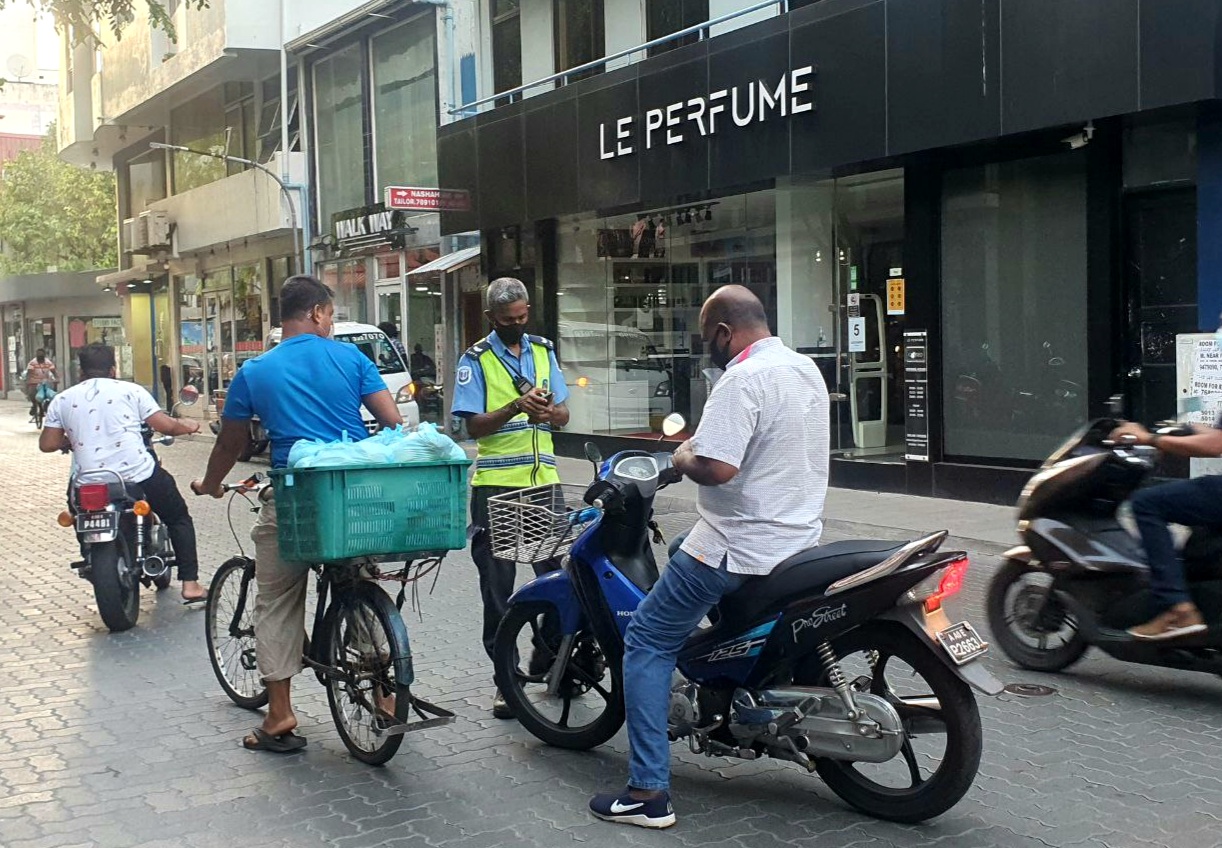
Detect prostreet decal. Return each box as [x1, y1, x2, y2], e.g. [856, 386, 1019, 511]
[791, 604, 847, 641]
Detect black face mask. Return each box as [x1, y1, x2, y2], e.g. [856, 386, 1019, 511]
[494, 323, 525, 347]
[709, 327, 732, 370]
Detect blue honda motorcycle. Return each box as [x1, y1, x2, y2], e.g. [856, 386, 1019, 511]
[492, 424, 1002, 823]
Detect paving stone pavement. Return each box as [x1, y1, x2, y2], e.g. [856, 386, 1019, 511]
[1, 400, 1220, 848]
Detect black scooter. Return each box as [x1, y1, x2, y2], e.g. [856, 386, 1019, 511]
[987, 416, 1222, 677]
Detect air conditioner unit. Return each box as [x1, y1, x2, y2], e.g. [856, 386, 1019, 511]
[140, 210, 171, 248]
[123, 217, 148, 252]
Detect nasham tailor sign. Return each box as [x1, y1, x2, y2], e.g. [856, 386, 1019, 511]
[599, 66, 816, 160]
[385, 186, 472, 213]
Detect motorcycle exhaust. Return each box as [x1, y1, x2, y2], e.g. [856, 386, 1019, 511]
[142, 555, 169, 579]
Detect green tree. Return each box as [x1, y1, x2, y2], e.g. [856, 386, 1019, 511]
[7, 1, 209, 39]
[0, 127, 118, 274]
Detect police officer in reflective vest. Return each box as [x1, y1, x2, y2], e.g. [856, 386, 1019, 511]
[451, 277, 570, 718]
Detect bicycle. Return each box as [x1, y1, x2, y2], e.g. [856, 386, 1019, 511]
[204, 474, 454, 765]
[32, 380, 56, 428]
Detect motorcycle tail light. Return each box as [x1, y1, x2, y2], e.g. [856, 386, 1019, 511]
[77, 483, 110, 512]
[907, 556, 970, 613]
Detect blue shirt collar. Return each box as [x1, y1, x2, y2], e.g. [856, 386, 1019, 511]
[486, 332, 533, 360]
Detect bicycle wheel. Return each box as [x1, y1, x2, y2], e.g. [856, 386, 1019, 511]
[205, 556, 268, 710]
[321, 581, 412, 766]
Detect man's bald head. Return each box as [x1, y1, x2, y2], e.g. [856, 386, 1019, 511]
[701, 285, 769, 332]
[700, 285, 772, 368]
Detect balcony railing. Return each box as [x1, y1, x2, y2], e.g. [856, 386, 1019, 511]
[450, 0, 791, 116]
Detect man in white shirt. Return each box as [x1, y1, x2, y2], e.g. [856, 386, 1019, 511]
[590, 286, 830, 829]
[39, 343, 206, 603]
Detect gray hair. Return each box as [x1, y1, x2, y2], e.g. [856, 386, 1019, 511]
[486, 277, 529, 310]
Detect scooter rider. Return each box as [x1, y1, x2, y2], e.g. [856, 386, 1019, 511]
[589, 285, 830, 829]
[38, 343, 206, 604]
[1110, 411, 1222, 640]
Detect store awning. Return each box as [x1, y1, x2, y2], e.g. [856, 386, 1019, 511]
[96, 265, 166, 288]
[407, 245, 481, 277]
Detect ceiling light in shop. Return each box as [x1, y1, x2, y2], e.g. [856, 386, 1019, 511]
[415, 286, 429, 292]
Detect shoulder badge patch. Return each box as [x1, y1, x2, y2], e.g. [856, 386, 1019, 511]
[456, 364, 473, 386]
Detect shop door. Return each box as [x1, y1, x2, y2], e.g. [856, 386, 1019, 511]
[203, 290, 235, 399]
[1122, 189, 1198, 424]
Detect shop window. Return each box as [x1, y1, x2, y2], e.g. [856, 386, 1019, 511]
[314, 43, 368, 228]
[372, 15, 438, 191]
[941, 153, 1089, 462]
[1123, 118, 1196, 190]
[177, 275, 205, 395]
[68, 317, 126, 387]
[257, 72, 302, 164]
[491, 0, 522, 95]
[556, 192, 776, 437]
[647, 0, 708, 56]
[321, 259, 368, 324]
[554, 0, 604, 81]
[124, 148, 167, 220]
[170, 89, 228, 193]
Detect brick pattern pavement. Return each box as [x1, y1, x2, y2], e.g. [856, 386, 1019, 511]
[1, 401, 1220, 847]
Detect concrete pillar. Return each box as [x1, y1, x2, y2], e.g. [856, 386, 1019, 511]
[1198, 110, 1222, 331]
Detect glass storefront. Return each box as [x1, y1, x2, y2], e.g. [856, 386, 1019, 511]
[3, 306, 22, 392]
[177, 265, 270, 404]
[321, 259, 369, 324]
[371, 16, 438, 191]
[555, 173, 907, 451]
[178, 275, 205, 395]
[68, 316, 126, 387]
[941, 152, 1089, 461]
[314, 43, 366, 229]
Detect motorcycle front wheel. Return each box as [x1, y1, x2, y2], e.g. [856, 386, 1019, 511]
[797, 622, 983, 824]
[91, 540, 140, 632]
[493, 602, 624, 750]
[986, 558, 1088, 672]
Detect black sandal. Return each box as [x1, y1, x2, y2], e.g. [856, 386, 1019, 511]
[242, 727, 307, 753]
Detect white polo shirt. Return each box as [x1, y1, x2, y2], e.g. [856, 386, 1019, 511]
[45, 378, 161, 484]
[680, 337, 830, 576]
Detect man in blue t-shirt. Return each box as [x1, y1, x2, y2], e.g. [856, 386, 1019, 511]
[193, 275, 402, 754]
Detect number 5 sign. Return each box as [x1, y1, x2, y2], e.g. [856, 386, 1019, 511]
[848, 317, 866, 352]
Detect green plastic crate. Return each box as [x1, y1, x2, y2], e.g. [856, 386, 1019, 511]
[269, 458, 471, 562]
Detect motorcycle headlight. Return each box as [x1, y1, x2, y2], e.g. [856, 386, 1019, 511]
[396, 384, 416, 404]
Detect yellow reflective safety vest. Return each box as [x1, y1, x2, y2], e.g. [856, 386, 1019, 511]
[470, 334, 560, 488]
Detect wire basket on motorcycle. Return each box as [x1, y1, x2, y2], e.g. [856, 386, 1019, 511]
[487, 483, 600, 564]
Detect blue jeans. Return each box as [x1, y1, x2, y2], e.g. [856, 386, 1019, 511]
[1130, 475, 1222, 612]
[623, 547, 746, 791]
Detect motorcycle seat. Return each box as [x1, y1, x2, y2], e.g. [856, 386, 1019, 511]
[712, 540, 903, 633]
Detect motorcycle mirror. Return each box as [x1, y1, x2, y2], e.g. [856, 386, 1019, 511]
[660, 413, 686, 438]
[178, 385, 200, 407]
[584, 442, 603, 465]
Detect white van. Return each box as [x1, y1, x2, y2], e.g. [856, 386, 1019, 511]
[265, 322, 420, 432]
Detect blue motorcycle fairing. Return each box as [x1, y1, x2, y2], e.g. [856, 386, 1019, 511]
[569, 515, 650, 638]
[678, 617, 778, 686]
[505, 568, 587, 635]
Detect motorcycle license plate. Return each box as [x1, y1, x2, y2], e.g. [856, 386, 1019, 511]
[76, 512, 118, 534]
[936, 621, 988, 665]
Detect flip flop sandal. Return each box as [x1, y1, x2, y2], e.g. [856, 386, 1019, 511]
[243, 727, 307, 754]
[182, 593, 208, 607]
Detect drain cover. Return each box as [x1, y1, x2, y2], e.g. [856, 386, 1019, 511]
[1003, 683, 1057, 697]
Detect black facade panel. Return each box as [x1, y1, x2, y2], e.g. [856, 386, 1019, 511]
[1000, 0, 1139, 134]
[576, 67, 642, 211]
[1139, 0, 1219, 109]
[437, 126, 480, 234]
[789, 1, 887, 174]
[706, 25, 792, 191]
[638, 41, 712, 206]
[524, 97, 580, 220]
[887, 0, 1001, 155]
[476, 111, 526, 228]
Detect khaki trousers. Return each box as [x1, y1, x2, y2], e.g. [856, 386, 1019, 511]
[251, 496, 310, 682]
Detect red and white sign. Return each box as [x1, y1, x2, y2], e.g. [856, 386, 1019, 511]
[385, 186, 472, 213]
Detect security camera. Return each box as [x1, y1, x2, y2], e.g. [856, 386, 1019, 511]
[1062, 120, 1095, 150]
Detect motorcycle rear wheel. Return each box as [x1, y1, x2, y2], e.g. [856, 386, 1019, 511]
[91, 540, 141, 632]
[493, 602, 624, 750]
[986, 558, 1089, 672]
[799, 622, 983, 824]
